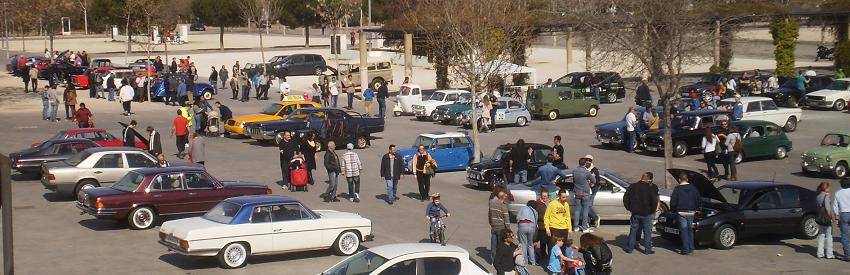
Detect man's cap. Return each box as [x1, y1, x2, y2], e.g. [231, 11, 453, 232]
[583, 155, 593, 160]
[347, 143, 354, 150]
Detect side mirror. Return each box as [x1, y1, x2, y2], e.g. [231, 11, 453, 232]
[612, 186, 622, 193]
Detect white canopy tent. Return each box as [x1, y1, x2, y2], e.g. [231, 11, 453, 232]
[474, 60, 538, 87]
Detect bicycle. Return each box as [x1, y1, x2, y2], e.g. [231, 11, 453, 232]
[429, 215, 449, 246]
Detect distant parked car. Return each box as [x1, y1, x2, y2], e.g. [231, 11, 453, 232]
[594, 106, 663, 149]
[393, 83, 425, 116]
[77, 166, 271, 230]
[269, 54, 327, 77]
[766, 75, 833, 108]
[460, 96, 532, 129]
[10, 138, 99, 174]
[432, 97, 472, 125]
[801, 130, 850, 178]
[731, 120, 793, 164]
[526, 87, 600, 120]
[719, 96, 801, 132]
[41, 147, 159, 197]
[158, 195, 372, 268]
[466, 143, 553, 189]
[804, 78, 850, 111]
[321, 243, 489, 275]
[244, 108, 384, 148]
[223, 98, 319, 136]
[329, 60, 393, 91]
[643, 109, 731, 157]
[412, 90, 470, 121]
[149, 73, 216, 101]
[552, 71, 626, 103]
[190, 22, 206, 31]
[35, 128, 147, 150]
[397, 131, 477, 173]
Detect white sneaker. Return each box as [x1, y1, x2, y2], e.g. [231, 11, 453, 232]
[583, 228, 594, 233]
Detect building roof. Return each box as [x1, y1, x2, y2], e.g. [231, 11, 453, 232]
[368, 243, 468, 259]
[420, 131, 469, 138]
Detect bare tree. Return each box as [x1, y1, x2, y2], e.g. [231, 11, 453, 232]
[239, 0, 284, 73]
[77, 0, 89, 35]
[403, 0, 533, 162]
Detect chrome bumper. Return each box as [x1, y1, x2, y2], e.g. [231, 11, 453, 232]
[76, 201, 119, 216]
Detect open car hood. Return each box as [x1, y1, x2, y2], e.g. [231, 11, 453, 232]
[666, 169, 726, 204]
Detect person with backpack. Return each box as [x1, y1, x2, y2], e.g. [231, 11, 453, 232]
[579, 233, 613, 275]
[815, 182, 835, 259]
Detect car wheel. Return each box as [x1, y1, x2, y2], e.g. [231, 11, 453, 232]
[218, 242, 250, 269]
[654, 203, 669, 225]
[202, 89, 213, 100]
[128, 206, 157, 230]
[606, 92, 617, 103]
[490, 175, 506, 190]
[799, 215, 819, 240]
[713, 224, 737, 249]
[371, 78, 386, 91]
[355, 136, 368, 149]
[332, 231, 361, 256]
[314, 67, 324, 75]
[835, 99, 846, 111]
[833, 161, 848, 179]
[775, 146, 788, 160]
[431, 112, 441, 121]
[673, 141, 688, 157]
[454, 115, 464, 126]
[547, 110, 558, 120]
[783, 117, 797, 132]
[74, 179, 100, 199]
[393, 110, 402, 117]
[588, 106, 599, 117]
[787, 96, 799, 108]
[516, 116, 528, 127]
[735, 152, 743, 164]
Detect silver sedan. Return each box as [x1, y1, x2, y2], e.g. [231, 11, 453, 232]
[41, 147, 159, 197]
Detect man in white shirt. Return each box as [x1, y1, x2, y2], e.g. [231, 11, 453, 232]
[834, 180, 850, 261]
[119, 79, 136, 116]
[625, 107, 637, 153]
[135, 75, 146, 102]
[279, 77, 291, 100]
[330, 77, 340, 107]
[805, 67, 817, 77]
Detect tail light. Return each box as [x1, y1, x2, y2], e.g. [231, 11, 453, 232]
[95, 200, 105, 209]
[266, 189, 273, 195]
[14, 160, 21, 168]
[48, 174, 56, 180]
[180, 240, 190, 250]
[506, 192, 515, 202]
[159, 232, 166, 240]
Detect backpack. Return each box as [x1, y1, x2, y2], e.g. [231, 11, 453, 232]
[733, 134, 743, 152]
[816, 195, 833, 226]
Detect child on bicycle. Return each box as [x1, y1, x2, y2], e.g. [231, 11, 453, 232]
[425, 193, 450, 236]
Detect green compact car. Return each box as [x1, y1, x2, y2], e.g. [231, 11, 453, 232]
[801, 130, 850, 178]
[527, 87, 600, 120]
[732, 120, 793, 164]
[432, 101, 472, 125]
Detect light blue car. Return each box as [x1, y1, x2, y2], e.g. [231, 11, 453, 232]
[397, 131, 479, 173]
[460, 96, 532, 129]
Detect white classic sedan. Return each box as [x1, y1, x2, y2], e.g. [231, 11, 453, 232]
[720, 96, 802, 132]
[320, 243, 490, 275]
[805, 78, 850, 111]
[158, 195, 373, 269]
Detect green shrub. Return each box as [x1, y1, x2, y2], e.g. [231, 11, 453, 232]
[770, 18, 799, 77]
[835, 41, 850, 74]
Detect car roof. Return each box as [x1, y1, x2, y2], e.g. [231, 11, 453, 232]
[420, 131, 468, 138]
[368, 243, 468, 259]
[678, 109, 730, 116]
[433, 89, 469, 94]
[721, 181, 794, 190]
[497, 143, 551, 150]
[63, 128, 106, 134]
[81, 147, 145, 154]
[48, 138, 95, 144]
[132, 165, 206, 175]
[496, 96, 520, 102]
[720, 96, 772, 103]
[223, 195, 299, 207]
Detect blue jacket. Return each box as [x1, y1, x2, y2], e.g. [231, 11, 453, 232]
[670, 183, 702, 212]
[178, 82, 187, 97]
[425, 202, 449, 218]
[534, 163, 560, 192]
[516, 205, 538, 224]
[572, 168, 596, 195]
[732, 101, 743, 120]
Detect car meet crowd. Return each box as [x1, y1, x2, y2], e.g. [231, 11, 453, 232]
[7, 43, 850, 275]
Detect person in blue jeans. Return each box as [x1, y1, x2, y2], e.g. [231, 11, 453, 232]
[380, 145, 403, 205]
[322, 141, 341, 202]
[833, 179, 850, 261]
[670, 173, 701, 255]
[41, 88, 49, 120]
[509, 139, 531, 185]
[516, 200, 538, 266]
[623, 172, 660, 254]
[425, 193, 450, 237]
[572, 158, 597, 232]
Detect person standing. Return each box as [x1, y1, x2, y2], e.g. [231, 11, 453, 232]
[701, 128, 720, 180]
[40, 85, 50, 120]
[623, 172, 660, 254]
[412, 145, 434, 201]
[342, 143, 363, 202]
[134, 75, 145, 102]
[635, 78, 652, 107]
[488, 188, 510, 263]
[105, 72, 116, 101]
[22, 65, 31, 93]
[363, 86, 375, 116]
[29, 66, 39, 93]
[815, 182, 835, 259]
[493, 229, 520, 275]
[533, 194, 550, 260]
[329, 77, 340, 107]
[257, 72, 270, 100]
[509, 139, 531, 185]
[279, 77, 290, 100]
[47, 84, 60, 122]
[534, 155, 560, 198]
[573, 157, 597, 233]
[625, 107, 637, 152]
[516, 200, 539, 267]
[322, 141, 341, 202]
[670, 173, 701, 255]
[146, 126, 163, 156]
[834, 179, 850, 261]
[88, 70, 97, 98]
[723, 124, 741, 181]
[119, 79, 135, 116]
[219, 65, 228, 89]
[122, 120, 137, 147]
[303, 132, 319, 185]
[731, 94, 743, 121]
[553, 135, 565, 169]
[584, 155, 601, 228]
[343, 75, 356, 109]
[64, 84, 77, 120]
[278, 131, 297, 189]
[380, 144, 403, 205]
[153, 56, 164, 73]
[544, 189, 572, 254]
[188, 133, 206, 165]
[239, 72, 251, 102]
[172, 110, 190, 159]
[73, 103, 92, 128]
[377, 82, 389, 118]
[481, 96, 493, 133]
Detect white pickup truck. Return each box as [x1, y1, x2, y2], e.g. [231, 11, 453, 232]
[720, 96, 802, 132]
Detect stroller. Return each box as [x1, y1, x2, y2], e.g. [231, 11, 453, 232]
[289, 154, 309, 192]
[205, 110, 221, 137]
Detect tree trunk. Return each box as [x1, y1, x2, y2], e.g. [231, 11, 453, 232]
[305, 25, 310, 47]
[125, 15, 131, 64]
[470, 84, 480, 163]
[83, 8, 89, 35]
[219, 25, 225, 51]
[434, 53, 449, 89]
[20, 25, 25, 52]
[662, 92, 674, 189]
[259, 29, 266, 74]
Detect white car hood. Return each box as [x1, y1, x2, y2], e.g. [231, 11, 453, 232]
[414, 100, 447, 107]
[160, 217, 223, 240]
[313, 210, 363, 219]
[808, 89, 846, 97]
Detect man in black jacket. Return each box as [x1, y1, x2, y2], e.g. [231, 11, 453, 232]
[215, 101, 232, 137]
[278, 131, 298, 190]
[380, 144, 403, 204]
[322, 141, 341, 202]
[146, 126, 162, 156]
[123, 120, 137, 147]
[670, 173, 702, 255]
[623, 172, 660, 254]
[376, 82, 389, 118]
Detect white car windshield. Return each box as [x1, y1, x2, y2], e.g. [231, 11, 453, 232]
[321, 250, 388, 275]
[414, 136, 435, 148]
[429, 92, 447, 101]
[204, 201, 241, 224]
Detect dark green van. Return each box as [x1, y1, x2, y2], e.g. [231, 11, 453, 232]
[527, 87, 600, 120]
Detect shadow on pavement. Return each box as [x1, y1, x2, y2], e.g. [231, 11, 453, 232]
[159, 248, 360, 270]
[12, 173, 40, 181]
[474, 246, 491, 264]
[78, 219, 128, 231]
[42, 192, 74, 202]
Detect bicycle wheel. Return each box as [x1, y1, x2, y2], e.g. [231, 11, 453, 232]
[439, 226, 447, 245]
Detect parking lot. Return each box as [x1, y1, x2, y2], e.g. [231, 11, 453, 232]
[2, 78, 850, 275]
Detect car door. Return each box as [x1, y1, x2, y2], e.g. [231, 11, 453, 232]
[183, 172, 225, 212]
[289, 55, 306, 75]
[147, 173, 189, 215]
[271, 203, 324, 251]
[744, 101, 763, 121]
[758, 100, 784, 126]
[742, 189, 789, 235]
[451, 137, 474, 170]
[742, 125, 768, 157]
[761, 125, 785, 157]
[571, 90, 589, 115]
[591, 176, 628, 219]
[429, 138, 455, 170]
[494, 100, 509, 124]
[91, 153, 127, 183]
[244, 205, 276, 254]
[126, 152, 157, 169]
[504, 99, 524, 123]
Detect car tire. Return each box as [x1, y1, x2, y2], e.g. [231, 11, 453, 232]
[673, 141, 688, 157]
[393, 110, 402, 117]
[787, 96, 799, 108]
[547, 110, 558, 120]
[799, 215, 819, 240]
[332, 230, 361, 256]
[74, 179, 100, 199]
[654, 203, 669, 225]
[128, 206, 157, 230]
[202, 89, 213, 100]
[516, 116, 527, 127]
[783, 117, 797, 132]
[355, 136, 368, 149]
[832, 161, 848, 179]
[315, 67, 324, 75]
[430, 111, 441, 121]
[606, 92, 617, 103]
[713, 224, 737, 250]
[835, 99, 846, 111]
[218, 242, 250, 269]
[775, 146, 788, 160]
[588, 106, 599, 117]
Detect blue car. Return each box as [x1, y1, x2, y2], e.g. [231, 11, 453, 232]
[398, 131, 478, 173]
[149, 74, 216, 101]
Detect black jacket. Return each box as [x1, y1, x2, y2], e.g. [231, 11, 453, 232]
[218, 105, 233, 121]
[123, 126, 136, 147]
[324, 151, 341, 173]
[581, 243, 613, 275]
[107, 75, 116, 89]
[148, 130, 162, 155]
[623, 181, 659, 215]
[169, 61, 177, 74]
[209, 70, 218, 82]
[493, 242, 516, 274]
[670, 183, 702, 212]
[635, 83, 652, 101]
[278, 139, 298, 163]
[377, 84, 389, 99]
[380, 153, 403, 180]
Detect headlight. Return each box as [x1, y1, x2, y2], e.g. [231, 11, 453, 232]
[826, 156, 832, 162]
[615, 128, 621, 135]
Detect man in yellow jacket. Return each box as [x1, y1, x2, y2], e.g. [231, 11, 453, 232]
[544, 189, 572, 251]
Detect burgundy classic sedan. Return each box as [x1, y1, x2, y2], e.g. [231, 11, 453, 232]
[76, 166, 272, 230]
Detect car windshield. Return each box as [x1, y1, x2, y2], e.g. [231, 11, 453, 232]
[717, 186, 747, 207]
[825, 80, 850, 91]
[203, 201, 242, 224]
[65, 151, 91, 166]
[321, 250, 388, 275]
[399, 86, 412, 96]
[671, 114, 697, 129]
[111, 172, 145, 192]
[429, 92, 447, 101]
[261, 104, 284, 115]
[821, 134, 850, 147]
[414, 136, 435, 147]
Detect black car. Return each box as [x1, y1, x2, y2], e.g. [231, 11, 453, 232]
[594, 106, 664, 150]
[243, 108, 384, 149]
[190, 22, 206, 31]
[766, 76, 833, 108]
[656, 169, 819, 249]
[642, 109, 730, 157]
[38, 59, 87, 83]
[9, 138, 99, 174]
[678, 73, 729, 101]
[268, 54, 327, 77]
[552, 71, 626, 104]
[466, 143, 554, 189]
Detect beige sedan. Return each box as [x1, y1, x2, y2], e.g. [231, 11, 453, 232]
[41, 147, 158, 197]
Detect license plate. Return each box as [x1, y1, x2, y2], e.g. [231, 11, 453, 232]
[646, 146, 659, 152]
[166, 235, 180, 244]
[663, 227, 679, 234]
[599, 137, 611, 143]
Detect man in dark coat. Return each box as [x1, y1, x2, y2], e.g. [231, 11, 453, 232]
[123, 120, 138, 147]
[146, 126, 163, 156]
[623, 172, 660, 254]
[380, 144, 404, 204]
[278, 131, 298, 189]
[376, 82, 389, 118]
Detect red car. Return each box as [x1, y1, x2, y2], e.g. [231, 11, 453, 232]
[76, 166, 272, 229]
[33, 128, 147, 150]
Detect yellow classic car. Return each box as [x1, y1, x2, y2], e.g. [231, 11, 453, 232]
[224, 96, 321, 136]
